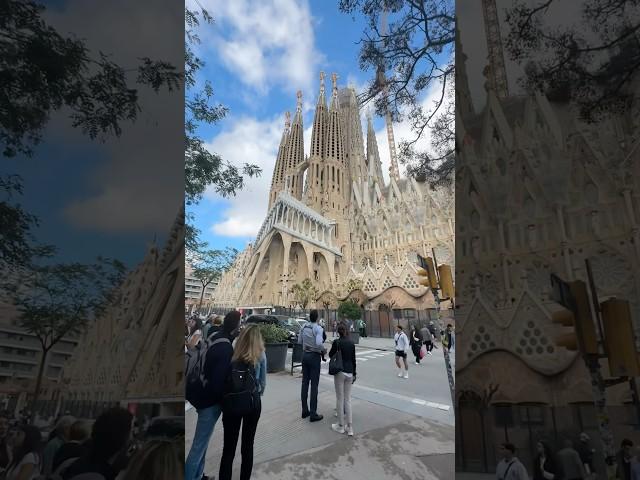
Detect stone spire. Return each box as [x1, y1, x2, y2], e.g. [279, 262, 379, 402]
[310, 71, 328, 159]
[456, 27, 475, 120]
[284, 91, 305, 199]
[325, 73, 345, 165]
[269, 111, 291, 208]
[366, 109, 384, 185]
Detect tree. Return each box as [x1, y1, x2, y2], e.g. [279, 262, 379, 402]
[0, 0, 181, 159]
[338, 299, 362, 321]
[185, 7, 261, 250]
[188, 246, 237, 309]
[504, 0, 640, 121]
[339, 0, 455, 185]
[1, 175, 54, 270]
[7, 259, 126, 418]
[290, 279, 319, 310]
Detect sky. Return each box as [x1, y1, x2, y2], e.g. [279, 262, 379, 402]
[188, 0, 443, 254]
[3, 0, 183, 268]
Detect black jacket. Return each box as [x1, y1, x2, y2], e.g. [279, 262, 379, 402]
[533, 455, 557, 480]
[329, 337, 356, 376]
[201, 331, 234, 408]
[410, 329, 423, 346]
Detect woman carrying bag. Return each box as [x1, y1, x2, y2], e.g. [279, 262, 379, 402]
[328, 324, 357, 436]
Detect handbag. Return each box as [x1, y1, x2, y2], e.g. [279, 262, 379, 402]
[328, 340, 344, 375]
[419, 344, 427, 359]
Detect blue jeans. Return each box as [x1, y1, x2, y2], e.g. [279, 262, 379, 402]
[185, 404, 222, 480]
[301, 352, 321, 415]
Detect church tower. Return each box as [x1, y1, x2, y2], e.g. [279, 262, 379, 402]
[305, 72, 329, 207]
[284, 91, 305, 200]
[268, 111, 291, 209]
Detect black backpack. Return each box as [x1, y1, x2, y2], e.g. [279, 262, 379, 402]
[185, 334, 231, 409]
[222, 361, 260, 416]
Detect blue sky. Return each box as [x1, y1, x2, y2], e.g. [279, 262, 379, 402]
[3, 0, 184, 268]
[188, 0, 428, 254]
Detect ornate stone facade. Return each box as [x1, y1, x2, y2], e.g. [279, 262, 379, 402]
[210, 73, 454, 310]
[456, 35, 640, 471]
[62, 211, 185, 415]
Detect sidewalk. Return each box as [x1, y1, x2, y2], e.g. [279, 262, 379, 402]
[186, 371, 455, 479]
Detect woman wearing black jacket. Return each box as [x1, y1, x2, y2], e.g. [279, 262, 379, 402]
[410, 326, 424, 365]
[533, 441, 557, 480]
[329, 324, 356, 437]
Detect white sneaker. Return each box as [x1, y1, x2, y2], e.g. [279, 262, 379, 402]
[427, 351, 432, 355]
[404, 372, 409, 379]
[415, 361, 419, 365]
[346, 426, 354, 436]
[331, 423, 345, 434]
[397, 370, 403, 377]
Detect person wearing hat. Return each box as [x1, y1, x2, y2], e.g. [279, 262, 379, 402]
[577, 432, 595, 476]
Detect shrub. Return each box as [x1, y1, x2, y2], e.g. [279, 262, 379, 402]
[338, 300, 362, 321]
[258, 323, 290, 343]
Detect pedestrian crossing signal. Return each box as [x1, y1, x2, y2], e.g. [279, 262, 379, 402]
[601, 298, 639, 377]
[417, 255, 438, 289]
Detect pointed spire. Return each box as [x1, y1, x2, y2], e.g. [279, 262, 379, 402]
[296, 90, 303, 114]
[319, 71, 326, 99]
[366, 111, 384, 185]
[310, 73, 328, 158]
[268, 110, 291, 208]
[285, 91, 305, 193]
[325, 72, 345, 164]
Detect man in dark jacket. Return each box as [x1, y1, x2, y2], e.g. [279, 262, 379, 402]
[185, 311, 240, 480]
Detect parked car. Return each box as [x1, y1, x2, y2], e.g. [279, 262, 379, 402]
[246, 315, 298, 346]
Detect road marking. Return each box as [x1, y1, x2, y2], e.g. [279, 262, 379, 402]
[320, 377, 451, 412]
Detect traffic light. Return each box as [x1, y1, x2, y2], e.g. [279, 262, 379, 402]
[551, 281, 598, 354]
[417, 255, 438, 289]
[438, 264, 454, 300]
[601, 298, 639, 377]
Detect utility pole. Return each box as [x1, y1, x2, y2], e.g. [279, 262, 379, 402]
[417, 252, 455, 408]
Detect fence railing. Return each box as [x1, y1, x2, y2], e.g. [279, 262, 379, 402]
[198, 307, 451, 339]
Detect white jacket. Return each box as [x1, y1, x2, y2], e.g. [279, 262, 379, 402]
[394, 332, 409, 352]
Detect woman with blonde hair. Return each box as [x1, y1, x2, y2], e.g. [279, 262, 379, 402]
[118, 438, 183, 480]
[219, 324, 267, 480]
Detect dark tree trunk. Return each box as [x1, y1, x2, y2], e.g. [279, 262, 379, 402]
[31, 347, 49, 424]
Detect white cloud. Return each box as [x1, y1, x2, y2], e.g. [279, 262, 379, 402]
[205, 115, 284, 237]
[375, 83, 450, 184]
[194, 0, 324, 94]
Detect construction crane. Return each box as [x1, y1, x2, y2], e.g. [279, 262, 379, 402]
[482, 0, 509, 98]
[378, 5, 400, 183]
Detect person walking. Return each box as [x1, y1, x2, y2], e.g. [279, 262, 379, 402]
[495, 443, 529, 480]
[298, 310, 327, 422]
[576, 432, 595, 477]
[5, 424, 41, 480]
[533, 441, 557, 480]
[394, 325, 410, 379]
[410, 325, 424, 365]
[62, 407, 133, 480]
[329, 323, 357, 437]
[52, 419, 91, 475]
[218, 324, 267, 480]
[618, 439, 635, 480]
[42, 415, 75, 476]
[186, 318, 203, 350]
[442, 324, 455, 351]
[557, 438, 587, 480]
[185, 311, 241, 480]
[332, 320, 337, 338]
[207, 315, 223, 339]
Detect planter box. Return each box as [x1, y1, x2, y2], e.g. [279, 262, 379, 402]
[265, 342, 288, 373]
[350, 331, 360, 344]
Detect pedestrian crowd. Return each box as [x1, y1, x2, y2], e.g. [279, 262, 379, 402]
[495, 433, 639, 480]
[0, 405, 183, 480]
[185, 307, 449, 480]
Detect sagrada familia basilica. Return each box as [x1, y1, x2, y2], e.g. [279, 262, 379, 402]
[211, 72, 454, 311]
